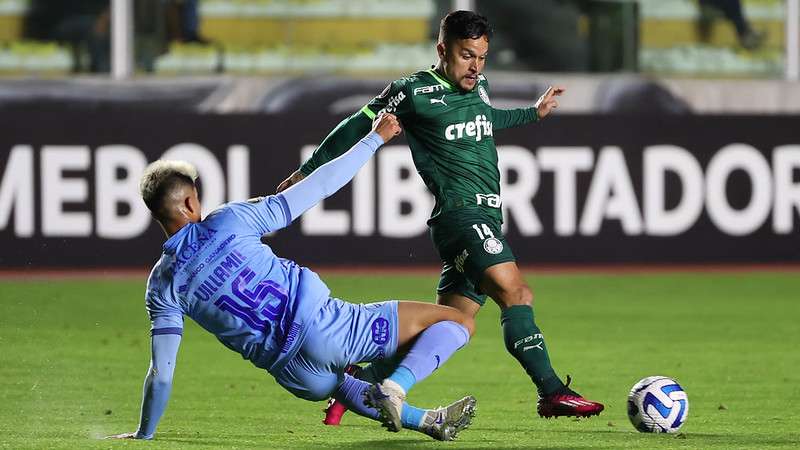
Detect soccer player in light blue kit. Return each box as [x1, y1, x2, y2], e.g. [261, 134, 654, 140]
[107, 114, 477, 442]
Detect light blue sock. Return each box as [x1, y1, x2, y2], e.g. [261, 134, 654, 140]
[400, 403, 427, 430]
[386, 321, 470, 393]
[332, 375, 379, 420]
[386, 366, 416, 393]
[334, 375, 429, 430]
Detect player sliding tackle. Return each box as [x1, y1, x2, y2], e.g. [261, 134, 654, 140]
[277, 11, 604, 424]
[107, 114, 477, 442]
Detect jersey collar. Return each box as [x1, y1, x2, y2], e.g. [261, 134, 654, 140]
[163, 223, 192, 253]
[427, 69, 456, 91]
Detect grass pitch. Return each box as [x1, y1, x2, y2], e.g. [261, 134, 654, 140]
[1, 271, 798, 449]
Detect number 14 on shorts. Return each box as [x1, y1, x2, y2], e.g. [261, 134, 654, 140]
[472, 223, 495, 240]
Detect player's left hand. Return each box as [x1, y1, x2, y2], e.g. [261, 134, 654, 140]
[534, 86, 565, 119]
[105, 432, 139, 439]
[276, 170, 306, 193]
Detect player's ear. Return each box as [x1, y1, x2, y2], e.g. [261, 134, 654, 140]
[184, 195, 194, 214]
[436, 41, 446, 60]
[184, 186, 201, 221]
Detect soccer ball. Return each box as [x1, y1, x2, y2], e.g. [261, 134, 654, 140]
[627, 376, 688, 433]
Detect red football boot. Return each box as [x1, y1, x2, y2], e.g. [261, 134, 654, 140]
[323, 365, 362, 425]
[537, 376, 604, 418]
[323, 397, 349, 426]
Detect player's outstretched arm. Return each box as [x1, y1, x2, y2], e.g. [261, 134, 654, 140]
[106, 334, 182, 440]
[233, 114, 401, 235]
[276, 113, 373, 193]
[279, 113, 401, 222]
[277, 79, 411, 193]
[492, 85, 565, 130]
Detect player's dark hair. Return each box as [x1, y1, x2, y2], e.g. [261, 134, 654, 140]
[438, 10, 493, 48]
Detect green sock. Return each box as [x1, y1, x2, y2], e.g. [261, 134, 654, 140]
[500, 305, 564, 396]
[357, 354, 401, 383]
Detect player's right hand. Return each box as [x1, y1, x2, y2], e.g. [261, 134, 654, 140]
[276, 170, 305, 193]
[372, 113, 402, 143]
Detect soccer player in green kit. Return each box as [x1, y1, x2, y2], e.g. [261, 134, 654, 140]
[277, 10, 604, 423]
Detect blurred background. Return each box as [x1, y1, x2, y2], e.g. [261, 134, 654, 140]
[0, 0, 798, 267]
[0, 0, 791, 76]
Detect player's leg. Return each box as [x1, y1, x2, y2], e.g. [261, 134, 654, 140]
[478, 261, 562, 394]
[293, 297, 475, 439]
[479, 261, 604, 418]
[437, 292, 481, 317]
[331, 223, 485, 408]
[274, 348, 474, 440]
[346, 294, 480, 386]
[341, 300, 474, 382]
[333, 373, 476, 441]
[431, 210, 602, 418]
[365, 301, 473, 431]
[396, 300, 474, 345]
[435, 258, 485, 318]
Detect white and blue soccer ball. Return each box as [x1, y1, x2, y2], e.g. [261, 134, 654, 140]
[627, 376, 689, 433]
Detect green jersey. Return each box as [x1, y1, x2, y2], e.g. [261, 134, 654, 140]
[299, 69, 538, 223]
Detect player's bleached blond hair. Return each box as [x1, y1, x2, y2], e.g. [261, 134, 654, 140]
[139, 160, 198, 219]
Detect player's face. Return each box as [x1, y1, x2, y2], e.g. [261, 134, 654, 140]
[440, 36, 489, 91]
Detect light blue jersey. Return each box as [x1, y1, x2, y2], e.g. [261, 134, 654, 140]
[133, 131, 386, 440]
[146, 195, 330, 374]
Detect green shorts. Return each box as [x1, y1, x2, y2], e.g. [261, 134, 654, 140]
[429, 209, 516, 306]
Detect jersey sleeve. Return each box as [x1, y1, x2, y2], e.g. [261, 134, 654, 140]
[483, 78, 539, 130]
[135, 333, 181, 439]
[492, 106, 538, 130]
[145, 288, 183, 336]
[226, 195, 293, 235]
[298, 78, 412, 176]
[362, 78, 415, 121]
[281, 131, 383, 221]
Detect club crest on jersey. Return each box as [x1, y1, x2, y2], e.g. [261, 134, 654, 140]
[483, 237, 503, 255]
[371, 318, 390, 344]
[478, 85, 491, 105]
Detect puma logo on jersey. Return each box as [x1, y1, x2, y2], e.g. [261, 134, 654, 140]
[430, 95, 447, 106]
[444, 115, 493, 142]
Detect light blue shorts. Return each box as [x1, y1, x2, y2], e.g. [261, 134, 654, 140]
[274, 297, 399, 401]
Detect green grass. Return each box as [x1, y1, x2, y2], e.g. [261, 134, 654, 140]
[1, 272, 799, 449]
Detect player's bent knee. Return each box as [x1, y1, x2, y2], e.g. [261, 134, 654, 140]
[495, 285, 533, 308]
[297, 379, 339, 402]
[458, 314, 476, 337]
[521, 286, 534, 306]
[439, 305, 474, 337]
[276, 369, 340, 402]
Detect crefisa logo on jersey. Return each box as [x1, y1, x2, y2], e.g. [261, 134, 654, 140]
[444, 115, 493, 141]
[483, 237, 503, 254]
[378, 91, 406, 115]
[478, 86, 491, 105]
[371, 318, 390, 344]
